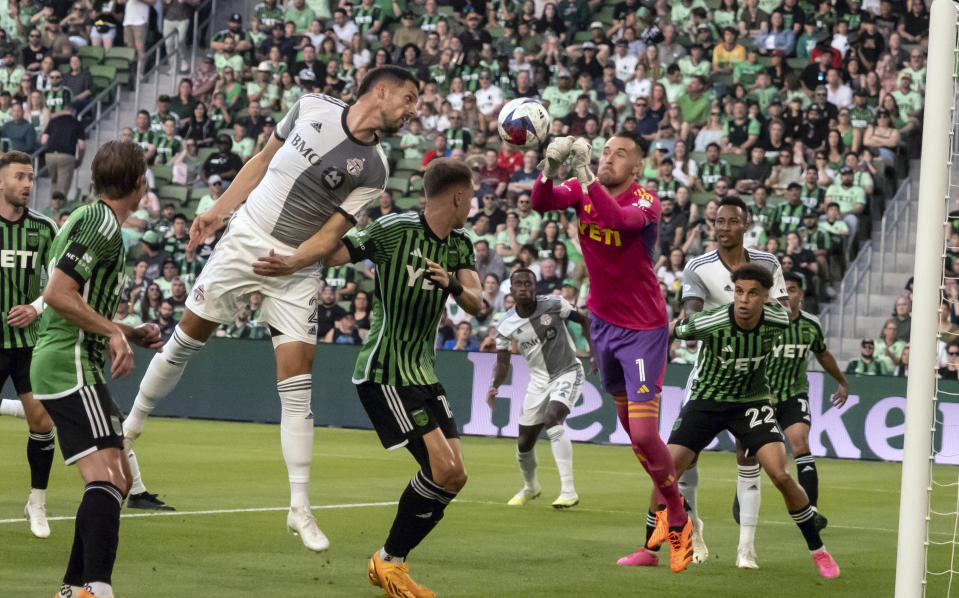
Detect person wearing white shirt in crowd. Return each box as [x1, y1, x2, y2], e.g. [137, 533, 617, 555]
[509, 48, 533, 76]
[612, 40, 639, 83]
[122, 0, 156, 60]
[332, 9, 358, 49]
[825, 68, 852, 109]
[474, 71, 504, 121]
[624, 63, 651, 102]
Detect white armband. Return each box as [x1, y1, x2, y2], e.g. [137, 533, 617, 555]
[30, 295, 45, 315]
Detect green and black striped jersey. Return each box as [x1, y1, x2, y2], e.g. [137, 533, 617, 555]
[674, 302, 789, 406]
[766, 311, 826, 403]
[31, 202, 126, 399]
[154, 135, 183, 165]
[343, 212, 476, 386]
[133, 129, 157, 153]
[0, 209, 57, 349]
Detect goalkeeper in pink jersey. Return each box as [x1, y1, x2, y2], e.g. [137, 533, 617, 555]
[531, 132, 692, 573]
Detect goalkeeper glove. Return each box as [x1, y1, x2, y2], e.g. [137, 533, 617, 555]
[537, 135, 575, 183]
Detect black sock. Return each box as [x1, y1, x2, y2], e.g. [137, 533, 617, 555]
[794, 453, 819, 507]
[383, 470, 457, 559]
[27, 430, 55, 490]
[76, 482, 125, 584]
[63, 525, 85, 588]
[790, 504, 823, 551]
[644, 504, 665, 551]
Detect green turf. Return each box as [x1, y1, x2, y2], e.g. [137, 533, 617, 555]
[0, 417, 952, 597]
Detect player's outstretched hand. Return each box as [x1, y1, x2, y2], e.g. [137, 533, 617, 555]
[830, 383, 849, 407]
[587, 355, 598, 376]
[130, 323, 164, 351]
[6, 304, 38, 328]
[537, 136, 575, 182]
[108, 331, 135, 379]
[486, 387, 498, 410]
[424, 258, 450, 288]
[569, 138, 596, 188]
[188, 209, 228, 250]
[253, 249, 300, 277]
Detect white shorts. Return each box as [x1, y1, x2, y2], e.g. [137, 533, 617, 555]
[519, 367, 584, 427]
[185, 210, 321, 345]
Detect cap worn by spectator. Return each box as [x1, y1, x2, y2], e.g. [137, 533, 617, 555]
[557, 69, 571, 78]
[258, 63, 272, 72]
[230, 12, 242, 22]
[590, 21, 604, 30]
[861, 12, 874, 23]
[142, 230, 162, 249]
[582, 41, 596, 50]
[636, 6, 651, 18]
[840, 166, 853, 174]
[787, 182, 802, 190]
[615, 39, 628, 47]
[158, 95, 171, 103]
[207, 174, 223, 185]
[862, 339, 874, 347]
[264, 116, 276, 125]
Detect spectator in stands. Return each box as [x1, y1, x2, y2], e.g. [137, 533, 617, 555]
[41, 191, 67, 220]
[846, 338, 887, 376]
[315, 285, 346, 341]
[536, 258, 563, 295]
[825, 166, 866, 249]
[230, 122, 254, 162]
[217, 304, 268, 339]
[139, 230, 172, 280]
[21, 29, 47, 72]
[0, 52, 24, 96]
[875, 318, 906, 373]
[443, 321, 478, 351]
[202, 133, 243, 184]
[191, 57, 219, 103]
[349, 290, 372, 333]
[62, 55, 92, 112]
[135, 282, 163, 324]
[474, 240, 507, 286]
[366, 191, 400, 221]
[155, 259, 180, 297]
[1, 103, 38, 152]
[939, 347, 959, 381]
[44, 70, 73, 115]
[114, 300, 142, 327]
[41, 102, 84, 196]
[735, 146, 771, 194]
[122, 0, 153, 61]
[891, 295, 912, 342]
[170, 78, 199, 122]
[170, 138, 202, 186]
[180, 102, 216, 148]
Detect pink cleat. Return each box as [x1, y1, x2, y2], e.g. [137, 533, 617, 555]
[617, 547, 659, 567]
[812, 550, 840, 578]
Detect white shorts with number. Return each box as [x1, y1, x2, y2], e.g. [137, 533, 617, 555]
[520, 366, 585, 427]
[185, 208, 321, 345]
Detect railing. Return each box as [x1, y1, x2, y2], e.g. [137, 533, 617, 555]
[878, 177, 914, 278]
[190, 0, 219, 74]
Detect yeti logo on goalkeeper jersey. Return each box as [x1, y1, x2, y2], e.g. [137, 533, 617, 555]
[406, 265, 436, 290]
[719, 355, 767, 371]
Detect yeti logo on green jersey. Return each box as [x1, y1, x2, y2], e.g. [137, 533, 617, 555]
[719, 356, 767, 371]
[406, 265, 436, 290]
[0, 250, 38, 268]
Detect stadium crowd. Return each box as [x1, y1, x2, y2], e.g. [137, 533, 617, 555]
[0, 0, 934, 374]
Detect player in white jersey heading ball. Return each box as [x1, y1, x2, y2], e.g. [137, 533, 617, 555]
[487, 268, 595, 509]
[673, 196, 789, 569]
[120, 66, 420, 551]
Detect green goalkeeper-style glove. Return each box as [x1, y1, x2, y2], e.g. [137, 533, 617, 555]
[537, 135, 575, 183]
[569, 137, 595, 191]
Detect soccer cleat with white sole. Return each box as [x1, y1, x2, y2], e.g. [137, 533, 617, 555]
[25, 495, 50, 538]
[736, 547, 759, 569]
[551, 493, 579, 509]
[507, 485, 541, 506]
[690, 517, 708, 563]
[368, 551, 435, 598]
[287, 506, 330, 551]
[55, 584, 83, 598]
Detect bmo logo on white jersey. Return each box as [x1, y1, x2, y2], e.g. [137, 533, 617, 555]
[289, 133, 323, 165]
[0, 249, 38, 268]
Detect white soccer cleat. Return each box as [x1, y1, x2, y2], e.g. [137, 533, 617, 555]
[736, 547, 759, 569]
[25, 494, 50, 538]
[691, 517, 708, 563]
[287, 506, 330, 552]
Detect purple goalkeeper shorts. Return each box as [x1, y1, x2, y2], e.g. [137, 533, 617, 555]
[590, 313, 668, 403]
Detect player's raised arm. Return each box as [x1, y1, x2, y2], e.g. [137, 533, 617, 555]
[814, 349, 850, 407]
[569, 136, 658, 230]
[530, 136, 582, 213]
[189, 132, 284, 249]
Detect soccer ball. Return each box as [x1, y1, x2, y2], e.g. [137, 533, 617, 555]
[497, 98, 551, 150]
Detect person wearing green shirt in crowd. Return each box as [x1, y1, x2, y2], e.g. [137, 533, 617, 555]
[195, 175, 223, 215]
[848, 89, 874, 132]
[230, 122, 255, 162]
[214, 35, 246, 75]
[671, 0, 709, 25]
[255, 0, 285, 31]
[0, 52, 25, 95]
[496, 211, 530, 265]
[721, 100, 760, 153]
[353, 0, 384, 38]
[247, 64, 280, 110]
[208, 91, 232, 132]
[799, 167, 825, 212]
[678, 45, 711, 87]
[818, 202, 850, 250]
[132, 111, 158, 164]
[284, 0, 315, 32]
[661, 65, 686, 103]
[597, 80, 629, 117]
[734, 51, 764, 88]
[541, 70, 579, 120]
[677, 75, 710, 131]
[772, 183, 806, 239]
[750, 185, 778, 232]
[824, 167, 865, 249]
[515, 192, 542, 240]
[873, 318, 906, 373]
[900, 48, 926, 93]
[890, 73, 922, 120]
[845, 339, 887, 375]
[154, 119, 183, 166]
[749, 72, 781, 114]
[400, 118, 426, 160]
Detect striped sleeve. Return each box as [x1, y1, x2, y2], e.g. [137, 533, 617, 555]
[55, 206, 119, 285]
[450, 230, 476, 272]
[764, 302, 791, 328]
[805, 312, 827, 354]
[674, 305, 729, 340]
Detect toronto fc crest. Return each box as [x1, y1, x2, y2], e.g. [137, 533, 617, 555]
[346, 158, 365, 176]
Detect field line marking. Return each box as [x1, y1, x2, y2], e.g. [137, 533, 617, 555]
[0, 501, 398, 525]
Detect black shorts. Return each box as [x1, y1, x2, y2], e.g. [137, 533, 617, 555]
[41, 383, 124, 465]
[356, 381, 459, 451]
[0, 347, 32, 394]
[774, 392, 811, 430]
[668, 400, 785, 459]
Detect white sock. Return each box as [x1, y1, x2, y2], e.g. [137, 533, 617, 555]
[0, 398, 25, 418]
[29, 488, 45, 504]
[277, 374, 314, 508]
[58, 585, 83, 597]
[379, 547, 405, 564]
[123, 326, 204, 438]
[85, 581, 113, 596]
[737, 464, 761, 550]
[127, 449, 147, 495]
[679, 465, 700, 522]
[810, 546, 827, 555]
[546, 424, 575, 496]
[516, 447, 539, 491]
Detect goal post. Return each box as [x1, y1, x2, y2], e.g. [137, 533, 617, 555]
[895, 0, 957, 596]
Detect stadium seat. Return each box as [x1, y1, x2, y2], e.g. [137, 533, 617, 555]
[196, 147, 217, 165]
[690, 191, 714, 206]
[151, 165, 173, 185]
[387, 176, 410, 194]
[721, 152, 747, 168]
[396, 158, 422, 172]
[58, 63, 70, 74]
[690, 151, 706, 164]
[157, 185, 190, 206]
[395, 196, 420, 211]
[89, 64, 117, 91]
[77, 45, 104, 69]
[787, 57, 809, 70]
[104, 47, 136, 87]
[409, 178, 424, 193]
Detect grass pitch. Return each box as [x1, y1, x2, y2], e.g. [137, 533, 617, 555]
[0, 417, 945, 597]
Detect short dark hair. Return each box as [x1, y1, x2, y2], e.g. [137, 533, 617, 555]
[91, 141, 147, 200]
[423, 158, 472, 198]
[173, 213, 187, 223]
[0, 150, 32, 171]
[611, 130, 648, 158]
[718, 196, 748, 217]
[731, 263, 773, 289]
[510, 267, 536, 282]
[783, 271, 804, 287]
[356, 65, 420, 98]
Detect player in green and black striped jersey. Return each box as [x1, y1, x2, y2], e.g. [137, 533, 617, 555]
[667, 264, 841, 579]
[327, 158, 483, 597]
[0, 150, 58, 539]
[766, 272, 849, 532]
[32, 140, 165, 597]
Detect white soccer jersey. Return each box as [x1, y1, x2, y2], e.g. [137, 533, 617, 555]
[496, 296, 581, 387]
[681, 248, 787, 309]
[242, 93, 388, 247]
